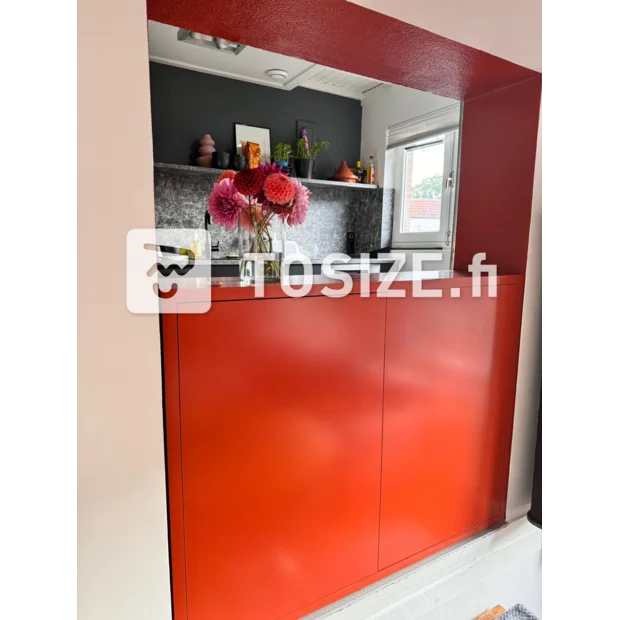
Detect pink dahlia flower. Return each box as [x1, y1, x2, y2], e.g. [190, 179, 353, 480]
[207, 178, 246, 230]
[263, 173, 296, 205]
[258, 162, 288, 176]
[285, 179, 311, 226]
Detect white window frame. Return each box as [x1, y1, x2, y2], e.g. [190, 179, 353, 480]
[391, 129, 459, 249]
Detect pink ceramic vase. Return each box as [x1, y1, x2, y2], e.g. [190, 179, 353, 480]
[197, 134, 215, 167]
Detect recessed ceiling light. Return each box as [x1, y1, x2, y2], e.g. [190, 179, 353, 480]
[266, 69, 288, 82]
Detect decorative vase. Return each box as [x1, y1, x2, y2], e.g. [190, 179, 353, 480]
[294, 159, 314, 179]
[330, 160, 358, 183]
[238, 214, 286, 281]
[213, 151, 230, 169]
[233, 154, 247, 171]
[196, 134, 215, 167]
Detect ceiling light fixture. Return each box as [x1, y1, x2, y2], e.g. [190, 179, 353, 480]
[214, 37, 231, 50]
[266, 69, 288, 82]
[177, 29, 246, 55]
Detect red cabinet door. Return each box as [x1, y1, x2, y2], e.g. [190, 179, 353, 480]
[379, 285, 523, 570]
[177, 295, 386, 620]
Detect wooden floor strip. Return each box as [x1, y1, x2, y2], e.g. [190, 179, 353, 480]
[474, 606, 506, 620]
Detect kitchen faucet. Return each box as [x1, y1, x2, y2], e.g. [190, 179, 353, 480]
[204, 210, 220, 253]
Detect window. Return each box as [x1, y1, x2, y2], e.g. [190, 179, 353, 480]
[387, 105, 461, 249]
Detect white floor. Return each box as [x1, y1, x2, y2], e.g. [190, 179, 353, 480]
[305, 518, 542, 620]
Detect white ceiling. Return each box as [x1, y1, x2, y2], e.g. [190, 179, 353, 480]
[346, 0, 542, 72]
[148, 21, 384, 100]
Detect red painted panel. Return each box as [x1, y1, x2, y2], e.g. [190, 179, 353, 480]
[177, 296, 386, 620]
[455, 77, 542, 274]
[379, 284, 523, 569]
[146, 0, 538, 101]
[161, 314, 187, 620]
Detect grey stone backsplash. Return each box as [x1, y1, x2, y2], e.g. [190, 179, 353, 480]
[154, 163, 393, 258]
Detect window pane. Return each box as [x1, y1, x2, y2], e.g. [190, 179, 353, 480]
[401, 141, 444, 233]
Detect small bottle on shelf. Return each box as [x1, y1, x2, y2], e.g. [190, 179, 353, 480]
[365, 156, 376, 185]
[355, 160, 364, 183]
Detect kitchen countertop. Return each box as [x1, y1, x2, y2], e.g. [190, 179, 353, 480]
[208, 255, 396, 265]
[154, 270, 524, 308]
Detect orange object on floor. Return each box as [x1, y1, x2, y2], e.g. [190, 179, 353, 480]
[475, 605, 507, 620]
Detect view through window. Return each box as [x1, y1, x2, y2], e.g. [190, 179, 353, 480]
[401, 139, 445, 234]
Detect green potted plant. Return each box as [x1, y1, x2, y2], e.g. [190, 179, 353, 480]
[272, 143, 293, 167]
[293, 129, 329, 179]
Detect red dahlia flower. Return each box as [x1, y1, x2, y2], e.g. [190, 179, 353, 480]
[263, 173, 296, 205]
[216, 170, 236, 183]
[234, 167, 266, 197]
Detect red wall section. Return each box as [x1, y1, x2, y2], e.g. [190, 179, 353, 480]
[454, 77, 542, 274]
[146, 0, 537, 101]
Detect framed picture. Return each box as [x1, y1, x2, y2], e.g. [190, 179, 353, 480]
[234, 124, 271, 166]
[296, 120, 317, 145]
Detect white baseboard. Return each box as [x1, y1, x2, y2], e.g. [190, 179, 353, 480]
[304, 517, 542, 620]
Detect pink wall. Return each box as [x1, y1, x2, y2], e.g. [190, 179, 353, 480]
[77, 0, 171, 618]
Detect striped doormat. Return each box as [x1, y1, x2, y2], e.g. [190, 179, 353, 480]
[499, 605, 539, 620]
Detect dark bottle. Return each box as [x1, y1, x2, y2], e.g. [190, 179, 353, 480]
[355, 160, 364, 183]
[346, 231, 355, 255]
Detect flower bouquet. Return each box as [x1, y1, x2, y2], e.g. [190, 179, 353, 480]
[207, 164, 311, 280]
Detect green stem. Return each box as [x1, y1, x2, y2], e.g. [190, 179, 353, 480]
[239, 205, 283, 280]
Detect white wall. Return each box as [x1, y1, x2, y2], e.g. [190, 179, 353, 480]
[361, 84, 457, 269]
[347, 0, 541, 72]
[360, 84, 457, 187]
[77, 0, 172, 618]
[506, 109, 542, 520]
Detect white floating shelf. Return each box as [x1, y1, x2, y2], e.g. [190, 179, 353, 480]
[154, 162, 379, 189]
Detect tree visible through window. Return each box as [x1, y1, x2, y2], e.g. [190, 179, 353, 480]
[401, 141, 444, 234]
[412, 174, 442, 199]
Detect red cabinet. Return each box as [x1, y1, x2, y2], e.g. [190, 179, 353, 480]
[174, 295, 386, 620]
[378, 285, 523, 569]
[162, 279, 524, 619]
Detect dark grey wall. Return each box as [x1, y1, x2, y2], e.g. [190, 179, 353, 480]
[149, 62, 362, 180]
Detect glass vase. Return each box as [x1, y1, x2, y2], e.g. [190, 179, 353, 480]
[238, 211, 286, 282]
